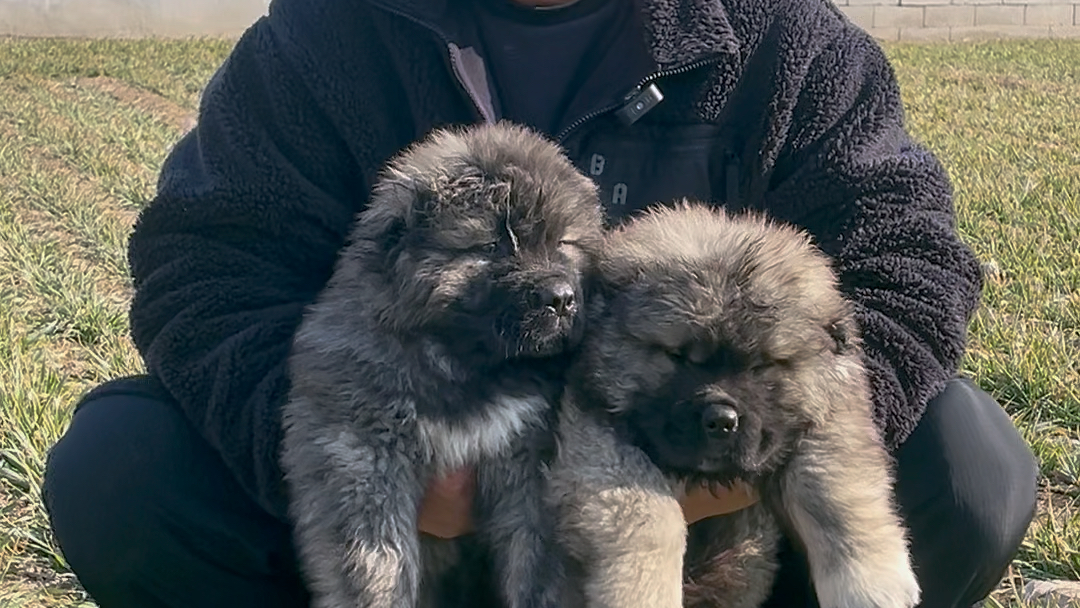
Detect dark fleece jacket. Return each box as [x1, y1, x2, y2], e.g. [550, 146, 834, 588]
[127, 0, 984, 521]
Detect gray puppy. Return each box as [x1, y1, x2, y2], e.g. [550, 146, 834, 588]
[281, 122, 604, 608]
[548, 203, 920, 608]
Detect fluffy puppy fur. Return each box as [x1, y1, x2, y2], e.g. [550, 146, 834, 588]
[547, 203, 920, 608]
[281, 122, 604, 608]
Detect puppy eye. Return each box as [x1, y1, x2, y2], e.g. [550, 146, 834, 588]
[685, 343, 716, 365]
[473, 242, 498, 254]
[659, 345, 687, 361]
[749, 355, 783, 372]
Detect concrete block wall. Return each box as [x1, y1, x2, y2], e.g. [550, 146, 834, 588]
[834, 0, 1080, 41]
[0, 0, 270, 37]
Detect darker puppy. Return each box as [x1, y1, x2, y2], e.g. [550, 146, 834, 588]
[281, 122, 604, 608]
[548, 203, 920, 608]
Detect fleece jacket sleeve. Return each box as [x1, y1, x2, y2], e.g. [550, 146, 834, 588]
[758, 11, 984, 450]
[126, 18, 367, 520]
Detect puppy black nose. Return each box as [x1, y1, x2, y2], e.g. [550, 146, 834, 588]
[543, 282, 576, 316]
[702, 403, 739, 437]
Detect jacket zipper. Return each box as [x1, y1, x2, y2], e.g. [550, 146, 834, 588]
[554, 55, 722, 144]
[366, 0, 494, 123]
[370, 0, 725, 138]
[557, 54, 745, 209]
[366, 3, 738, 205]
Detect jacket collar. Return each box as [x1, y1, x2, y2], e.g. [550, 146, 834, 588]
[638, 0, 740, 67]
[366, 0, 740, 69]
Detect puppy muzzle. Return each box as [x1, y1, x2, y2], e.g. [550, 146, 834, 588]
[530, 278, 578, 318]
[702, 402, 740, 437]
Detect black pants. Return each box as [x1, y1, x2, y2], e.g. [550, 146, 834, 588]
[42, 375, 1036, 608]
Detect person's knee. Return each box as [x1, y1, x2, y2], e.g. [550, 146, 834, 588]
[44, 376, 310, 608]
[913, 377, 1038, 571]
[944, 378, 1036, 545]
[42, 376, 184, 589]
[891, 378, 1038, 607]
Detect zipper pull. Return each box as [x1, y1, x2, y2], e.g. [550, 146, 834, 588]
[615, 83, 663, 125]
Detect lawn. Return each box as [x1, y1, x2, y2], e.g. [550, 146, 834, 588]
[0, 35, 1077, 608]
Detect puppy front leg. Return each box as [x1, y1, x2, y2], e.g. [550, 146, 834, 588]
[474, 425, 567, 608]
[546, 398, 687, 608]
[282, 413, 424, 608]
[772, 386, 919, 608]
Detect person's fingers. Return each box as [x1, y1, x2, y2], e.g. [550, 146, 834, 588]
[417, 468, 757, 536]
[416, 467, 476, 539]
[680, 480, 760, 524]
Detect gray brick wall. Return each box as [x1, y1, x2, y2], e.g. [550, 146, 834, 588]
[835, 0, 1080, 41]
[0, 0, 269, 37]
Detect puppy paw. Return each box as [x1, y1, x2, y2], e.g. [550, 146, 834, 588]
[814, 551, 920, 608]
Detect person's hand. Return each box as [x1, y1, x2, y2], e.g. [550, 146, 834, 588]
[416, 467, 759, 538]
[679, 480, 760, 524]
[417, 467, 476, 538]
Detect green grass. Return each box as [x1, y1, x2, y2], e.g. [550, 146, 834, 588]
[0, 36, 234, 607]
[0, 35, 1078, 607]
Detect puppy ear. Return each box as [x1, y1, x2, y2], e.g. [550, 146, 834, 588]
[824, 314, 859, 355]
[376, 215, 409, 257]
[359, 177, 422, 261]
[579, 270, 611, 321]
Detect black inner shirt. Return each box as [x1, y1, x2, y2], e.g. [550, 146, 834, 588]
[471, 0, 631, 136]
